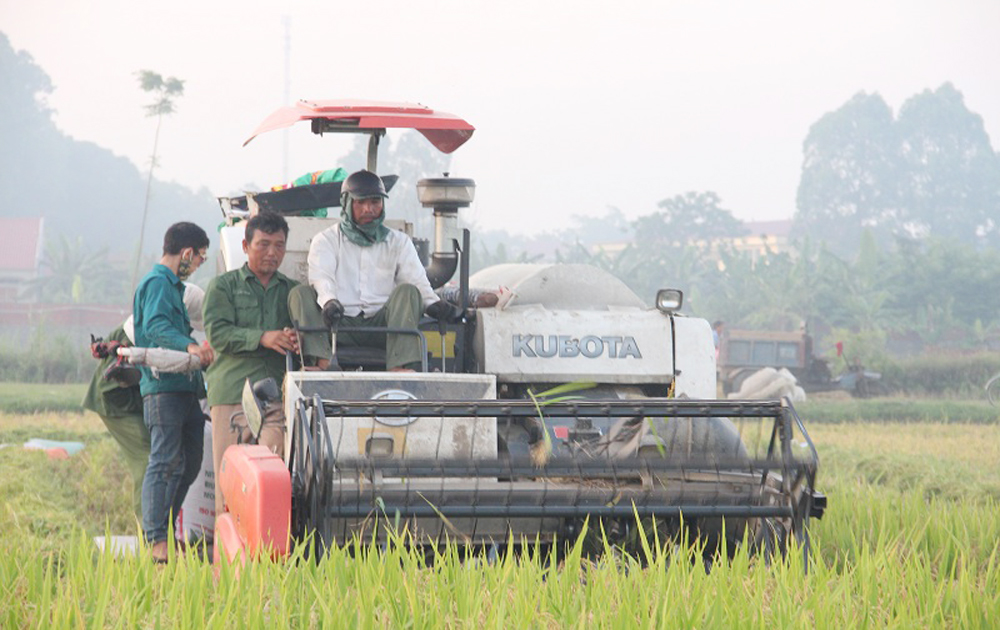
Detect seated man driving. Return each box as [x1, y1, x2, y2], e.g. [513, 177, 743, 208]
[289, 169, 455, 371]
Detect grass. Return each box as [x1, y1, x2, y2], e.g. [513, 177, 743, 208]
[1, 410, 999, 627]
[0, 382, 88, 414]
[797, 395, 999, 424]
[0, 413, 136, 548]
[807, 422, 1000, 501]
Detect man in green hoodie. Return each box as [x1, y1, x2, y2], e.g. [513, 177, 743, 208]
[82, 325, 148, 520]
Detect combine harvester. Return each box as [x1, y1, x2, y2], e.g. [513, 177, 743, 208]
[213, 100, 825, 566]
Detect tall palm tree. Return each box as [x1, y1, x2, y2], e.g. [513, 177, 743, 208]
[130, 70, 185, 292]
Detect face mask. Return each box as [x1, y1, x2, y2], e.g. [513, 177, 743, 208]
[177, 252, 194, 280]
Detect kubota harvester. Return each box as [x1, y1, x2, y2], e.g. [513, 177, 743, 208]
[212, 100, 825, 566]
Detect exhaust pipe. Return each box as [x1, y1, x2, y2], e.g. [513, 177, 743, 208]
[417, 175, 475, 289]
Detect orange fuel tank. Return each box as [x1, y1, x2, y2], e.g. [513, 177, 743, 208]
[214, 444, 291, 561]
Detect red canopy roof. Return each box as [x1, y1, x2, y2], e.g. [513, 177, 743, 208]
[244, 99, 475, 153]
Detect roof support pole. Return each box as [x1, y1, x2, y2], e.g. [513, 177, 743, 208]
[367, 133, 380, 172]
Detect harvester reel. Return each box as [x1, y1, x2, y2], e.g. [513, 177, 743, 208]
[282, 395, 821, 565]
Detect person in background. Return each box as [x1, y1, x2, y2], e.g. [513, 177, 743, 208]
[133, 222, 213, 563]
[83, 323, 147, 521]
[712, 320, 725, 362]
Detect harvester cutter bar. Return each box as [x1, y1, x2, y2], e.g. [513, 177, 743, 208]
[322, 505, 794, 519]
[320, 398, 788, 419]
[329, 456, 812, 477]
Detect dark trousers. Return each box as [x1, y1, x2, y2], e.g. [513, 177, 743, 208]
[141, 392, 204, 543]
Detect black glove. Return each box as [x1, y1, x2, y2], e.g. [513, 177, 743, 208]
[322, 299, 345, 328]
[103, 355, 141, 387]
[425, 300, 462, 322]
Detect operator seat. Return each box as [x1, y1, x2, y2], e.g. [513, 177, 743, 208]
[330, 316, 437, 371]
[333, 345, 389, 371]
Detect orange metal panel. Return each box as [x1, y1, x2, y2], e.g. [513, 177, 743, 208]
[217, 444, 291, 559]
[213, 512, 246, 567]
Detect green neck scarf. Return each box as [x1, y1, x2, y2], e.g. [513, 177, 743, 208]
[340, 195, 390, 246]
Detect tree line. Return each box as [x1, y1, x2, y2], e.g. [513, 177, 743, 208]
[795, 83, 1000, 256]
[474, 83, 1000, 362]
[477, 210, 1000, 364]
[8, 24, 998, 364]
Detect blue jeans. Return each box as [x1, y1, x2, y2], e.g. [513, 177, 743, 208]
[141, 392, 205, 543]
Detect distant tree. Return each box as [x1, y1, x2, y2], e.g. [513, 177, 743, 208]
[634, 192, 747, 247]
[895, 83, 1000, 247]
[559, 207, 632, 246]
[471, 239, 544, 274]
[884, 236, 1000, 336]
[701, 242, 825, 332]
[520, 208, 633, 270]
[821, 230, 896, 332]
[131, 70, 185, 291]
[793, 92, 901, 256]
[0, 32, 53, 141]
[0, 33, 59, 204]
[794, 85, 1000, 256]
[30, 235, 127, 304]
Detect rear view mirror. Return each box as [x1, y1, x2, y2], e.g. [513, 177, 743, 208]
[241, 378, 280, 440]
[241, 379, 264, 440]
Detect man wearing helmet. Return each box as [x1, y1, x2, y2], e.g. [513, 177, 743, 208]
[290, 169, 451, 371]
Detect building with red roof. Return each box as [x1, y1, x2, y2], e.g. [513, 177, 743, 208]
[0, 217, 44, 303]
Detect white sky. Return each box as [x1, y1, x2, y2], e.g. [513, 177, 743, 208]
[3, 0, 999, 235]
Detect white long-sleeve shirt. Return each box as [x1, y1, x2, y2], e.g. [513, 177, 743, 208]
[308, 224, 437, 317]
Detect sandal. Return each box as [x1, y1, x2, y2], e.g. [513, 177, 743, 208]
[150, 540, 170, 564]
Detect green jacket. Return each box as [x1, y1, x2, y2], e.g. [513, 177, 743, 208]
[133, 264, 205, 396]
[81, 326, 143, 418]
[203, 264, 298, 407]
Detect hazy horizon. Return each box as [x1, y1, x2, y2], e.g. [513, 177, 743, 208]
[3, 0, 998, 235]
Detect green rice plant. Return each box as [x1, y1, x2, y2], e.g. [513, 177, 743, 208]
[2, 412, 1000, 627]
[0, 499, 997, 628]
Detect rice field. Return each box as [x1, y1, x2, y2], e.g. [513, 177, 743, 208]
[1, 410, 998, 628]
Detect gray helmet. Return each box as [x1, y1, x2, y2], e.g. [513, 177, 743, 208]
[343, 170, 388, 200]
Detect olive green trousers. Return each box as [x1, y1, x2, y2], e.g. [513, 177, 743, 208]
[287, 284, 424, 370]
[99, 413, 151, 522]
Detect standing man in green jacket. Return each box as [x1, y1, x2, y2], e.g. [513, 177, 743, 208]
[203, 212, 328, 517]
[134, 222, 214, 562]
